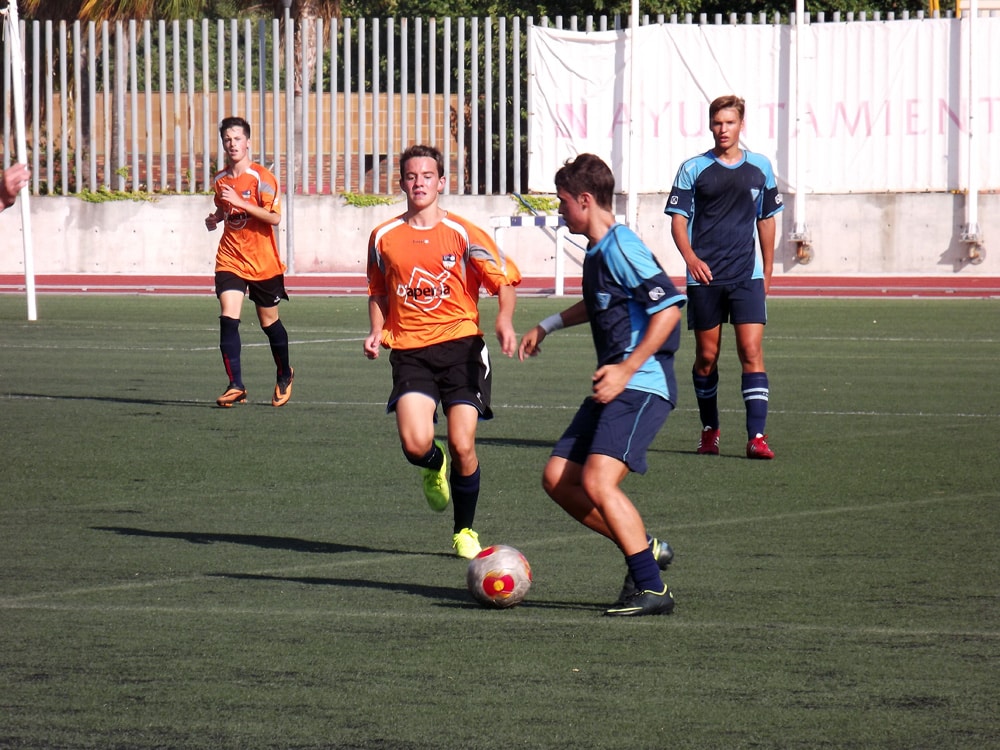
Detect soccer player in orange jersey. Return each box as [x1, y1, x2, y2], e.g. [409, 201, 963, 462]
[205, 116, 294, 408]
[364, 144, 521, 558]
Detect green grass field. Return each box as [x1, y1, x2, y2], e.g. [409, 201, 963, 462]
[1, 294, 998, 749]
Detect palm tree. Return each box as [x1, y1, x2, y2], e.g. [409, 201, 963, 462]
[277, 0, 339, 188]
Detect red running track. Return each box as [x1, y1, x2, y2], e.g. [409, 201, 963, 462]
[1, 273, 999, 298]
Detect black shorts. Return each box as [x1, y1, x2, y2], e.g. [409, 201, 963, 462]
[215, 271, 289, 308]
[551, 389, 672, 475]
[685, 278, 766, 331]
[387, 336, 494, 419]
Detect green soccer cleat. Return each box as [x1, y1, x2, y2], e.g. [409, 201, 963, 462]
[452, 528, 482, 559]
[421, 439, 451, 511]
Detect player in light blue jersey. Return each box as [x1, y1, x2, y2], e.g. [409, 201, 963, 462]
[519, 153, 685, 617]
[665, 95, 784, 460]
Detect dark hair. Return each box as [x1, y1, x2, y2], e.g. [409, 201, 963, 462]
[554, 153, 615, 209]
[219, 116, 251, 139]
[709, 95, 745, 122]
[399, 144, 445, 178]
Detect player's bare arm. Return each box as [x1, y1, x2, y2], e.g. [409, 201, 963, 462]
[757, 215, 776, 294]
[591, 305, 682, 404]
[364, 294, 388, 359]
[670, 213, 712, 285]
[517, 299, 588, 361]
[494, 285, 519, 357]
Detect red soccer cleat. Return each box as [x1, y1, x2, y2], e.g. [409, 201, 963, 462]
[697, 427, 720, 455]
[746, 434, 775, 460]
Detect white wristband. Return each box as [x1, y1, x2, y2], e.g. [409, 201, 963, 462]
[539, 313, 564, 334]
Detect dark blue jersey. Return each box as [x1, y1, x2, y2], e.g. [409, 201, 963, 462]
[583, 223, 686, 403]
[664, 149, 783, 285]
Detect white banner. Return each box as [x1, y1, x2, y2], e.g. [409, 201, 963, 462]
[528, 19, 1000, 194]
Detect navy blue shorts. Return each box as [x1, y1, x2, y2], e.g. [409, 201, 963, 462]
[387, 335, 494, 419]
[686, 278, 766, 330]
[551, 389, 672, 475]
[215, 271, 289, 308]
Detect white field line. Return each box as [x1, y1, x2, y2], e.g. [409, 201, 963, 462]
[4, 329, 1000, 351]
[2, 493, 998, 643]
[3, 599, 998, 641]
[2, 389, 997, 420]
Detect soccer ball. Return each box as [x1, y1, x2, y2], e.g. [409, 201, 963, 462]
[466, 544, 532, 608]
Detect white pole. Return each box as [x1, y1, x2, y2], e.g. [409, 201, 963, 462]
[964, 0, 980, 239]
[626, 0, 639, 229]
[3, 1, 37, 320]
[790, 0, 812, 262]
[283, 0, 295, 274]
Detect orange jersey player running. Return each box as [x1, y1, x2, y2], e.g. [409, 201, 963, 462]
[205, 116, 294, 408]
[364, 144, 521, 559]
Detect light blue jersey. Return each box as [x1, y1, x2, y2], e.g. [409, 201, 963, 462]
[583, 224, 686, 402]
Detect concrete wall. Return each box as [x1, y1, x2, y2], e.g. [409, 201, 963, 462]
[1, 191, 996, 280]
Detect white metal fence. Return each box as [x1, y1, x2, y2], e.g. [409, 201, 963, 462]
[0, 10, 981, 199]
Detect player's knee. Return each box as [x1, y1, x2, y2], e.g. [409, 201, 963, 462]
[400, 437, 435, 465]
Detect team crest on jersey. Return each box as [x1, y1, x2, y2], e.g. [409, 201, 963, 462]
[398, 266, 452, 311]
[442, 253, 457, 269]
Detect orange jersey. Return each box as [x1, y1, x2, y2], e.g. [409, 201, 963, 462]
[212, 163, 284, 281]
[367, 212, 521, 350]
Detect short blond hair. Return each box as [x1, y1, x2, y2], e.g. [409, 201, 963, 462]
[709, 95, 745, 122]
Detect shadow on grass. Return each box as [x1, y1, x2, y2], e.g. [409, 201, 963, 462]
[93, 527, 604, 612]
[477, 434, 733, 458]
[10, 391, 208, 408]
[209, 571, 602, 612]
[92, 525, 418, 557]
[476, 436, 557, 449]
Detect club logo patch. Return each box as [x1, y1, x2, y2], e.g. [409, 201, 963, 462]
[399, 266, 452, 311]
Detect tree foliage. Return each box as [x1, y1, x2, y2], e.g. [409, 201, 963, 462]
[341, 0, 928, 18]
[19, 0, 932, 20]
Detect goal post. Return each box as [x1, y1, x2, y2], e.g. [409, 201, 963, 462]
[2, 0, 37, 320]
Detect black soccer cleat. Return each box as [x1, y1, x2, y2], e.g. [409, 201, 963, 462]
[605, 585, 675, 617]
[650, 537, 674, 570]
[615, 572, 638, 607]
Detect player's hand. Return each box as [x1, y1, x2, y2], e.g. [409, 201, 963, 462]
[517, 326, 546, 361]
[591, 363, 628, 404]
[363, 333, 381, 360]
[687, 257, 713, 285]
[1, 162, 30, 208]
[219, 184, 244, 211]
[496, 322, 518, 358]
[205, 213, 220, 231]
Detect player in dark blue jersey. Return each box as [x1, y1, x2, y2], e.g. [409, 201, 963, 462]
[665, 95, 784, 460]
[518, 153, 685, 617]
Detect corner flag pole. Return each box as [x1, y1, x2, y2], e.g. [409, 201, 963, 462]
[625, 0, 639, 229]
[2, 0, 37, 320]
